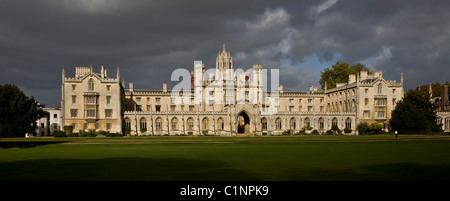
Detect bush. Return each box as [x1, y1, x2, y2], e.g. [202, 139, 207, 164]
[63, 125, 73, 135]
[106, 132, 122, 137]
[311, 130, 320, 135]
[202, 130, 208, 135]
[262, 132, 267, 136]
[358, 122, 384, 135]
[282, 130, 293, 135]
[124, 127, 131, 135]
[52, 130, 66, 137]
[305, 126, 313, 130]
[187, 131, 193, 135]
[344, 128, 352, 133]
[67, 133, 79, 137]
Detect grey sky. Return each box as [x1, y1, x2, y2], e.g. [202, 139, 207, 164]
[1, 0, 449, 107]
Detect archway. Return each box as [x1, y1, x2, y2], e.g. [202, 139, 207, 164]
[237, 111, 251, 134]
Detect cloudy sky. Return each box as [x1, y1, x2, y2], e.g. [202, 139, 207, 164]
[1, 0, 449, 107]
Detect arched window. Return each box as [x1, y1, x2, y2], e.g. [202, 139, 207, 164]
[304, 117, 310, 128]
[171, 117, 178, 130]
[187, 117, 194, 130]
[155, 117, 162, 131]
[290, 118, 296, 130]
[319, 118, 324, 130]
[445, 118, 450, 130]
[261, 118, 268, 130]
[346, 118, 352, 129]
[140, 117, 147, 131]
[88, 79, 94, 91]
[125, 118, 131, 128]
[275, 118, 282, 130]
[217, 118, 224, 130]
[332, 118, 338, 127]
[202, 117, 209, 130]
[378, 83, 383, 94]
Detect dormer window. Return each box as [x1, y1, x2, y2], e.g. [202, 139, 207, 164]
[88, 79, 94, 91]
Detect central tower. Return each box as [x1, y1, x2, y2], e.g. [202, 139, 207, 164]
[216, 43, 233, 70]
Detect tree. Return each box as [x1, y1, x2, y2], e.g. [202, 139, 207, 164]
[389, 90, 442, 134]
[0, 84, 40, 137]
[319, 61, 370, 90]
[415, 82, 443, 98]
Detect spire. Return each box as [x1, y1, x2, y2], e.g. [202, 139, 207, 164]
[223, 43, 226, 52]
[429, 82, 433, 98]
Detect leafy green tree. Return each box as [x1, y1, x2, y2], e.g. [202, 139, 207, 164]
[0, 84, 40, 137]
[319, 61, 370, 90]
[389, 90, 442, 134]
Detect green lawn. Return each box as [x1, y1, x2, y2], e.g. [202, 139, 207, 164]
[1, 135, 450, 181]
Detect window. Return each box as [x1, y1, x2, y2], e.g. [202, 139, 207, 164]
[155, 118, 162, 130]
[319, 118, 324, 130]
[187, 118, 194, 130]
[147, 105, 151, 111]
[189, 105, 194, 112]
[261, 118, 267, 130]
[86, 110, 96, 118]
[70, 109, 78, 118]
[95, 123, 99, 130]
[332, 118, 338, 127]
[171, 118, 178, 130]
[392, 89, 396, 94]
[41, 123, 44, 128]
[155, 105, 161, 112]
[364, 111, 369, 119]
[378, 84, 383, 94]
[320, 106, 324, 112]
[141, 118, 148, 130]
[308, 99, 312, 103]
[106, 123, 111, 131]
[156, 98, 160, 103]
[308, 106, 313, 112]
[106, 85, 111, 91]
[106, 96, 111, 105]
[217, 118, 224, 130]
[136, 97, 141, 103]
[290, 99, 294, 104]
[54, 114, 57, 118]
[136, 105, 141, 111]
[365, 89, 368, 94]
[84, 123, 88, 130]
[86, 96, 96, 104]
[72, 95, 76, 104]
[290, 118, 296, 130]
[72, 85, 76, 91]
[125, 118, 131, 128]
[275, 118, 282, 130]
[345, 118, 352, 129]
[392, 98, 396, 105]
[88, 79, 94, 91]
[72, 123, 76, 130]
[289, 106, 294, 112]
[365, 98, 369, 106]
[304, 118, 311, 128]
[376, 111, 385, 118]
[171, 105, 176, 111]
[105, 109, 112, 118]
[202, 118, 209, 130]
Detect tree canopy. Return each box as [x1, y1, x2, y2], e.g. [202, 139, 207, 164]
[389, 89, 442, 134]
[0, 84, 40, 137]
[319, 61, 370, 90]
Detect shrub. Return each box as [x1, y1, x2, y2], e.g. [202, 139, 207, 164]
[107, 132, 122, 137]
[344, 128, 352, 133]
[358, 122, 384, 135]
[86, 130, 97, 137]
[324, 130, 334, 135]
[67, 133, 79, 137]
[311, 130, 320, 135]
[282, 130, 293, 135]
[305, 126, 313, 130]
[52, 130, 67, 137]
[202, 130, 208, 135]
[187, 131, 193, 135]
[124, 127, 131, 135]
[97, 130, 109, 136]
[63, 125, 73, 135]
[262, 132, 267, 136]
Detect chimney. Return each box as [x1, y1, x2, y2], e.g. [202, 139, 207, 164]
[442, 84, 449, 111]
[129, 82, 134, 92]
[278, 85, 283, 93]
[360, 71, 368, 80]
[348, 74, 356, 84]
[163, 83, 167, 92]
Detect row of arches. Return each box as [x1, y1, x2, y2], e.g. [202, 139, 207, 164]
[261, 117, 352, 130]
[125, 116, 225, 131]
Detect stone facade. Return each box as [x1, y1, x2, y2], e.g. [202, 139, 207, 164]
[61, 45, 404, 136]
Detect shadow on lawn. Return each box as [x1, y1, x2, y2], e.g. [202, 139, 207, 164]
[0, 157, 259, 181]
[288, 162, 450, 181]
[0, 141, 67, 149]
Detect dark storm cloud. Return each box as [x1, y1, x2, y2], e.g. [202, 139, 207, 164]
[0, 0, 449, 107]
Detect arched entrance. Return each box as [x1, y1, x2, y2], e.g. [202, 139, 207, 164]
[237, 111, 251, 134]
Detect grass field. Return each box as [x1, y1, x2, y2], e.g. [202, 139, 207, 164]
[1, 135, 450, 181]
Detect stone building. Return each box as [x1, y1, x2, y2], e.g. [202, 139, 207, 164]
[61, 44, 404, 136]
[27, 103, 62, 137]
